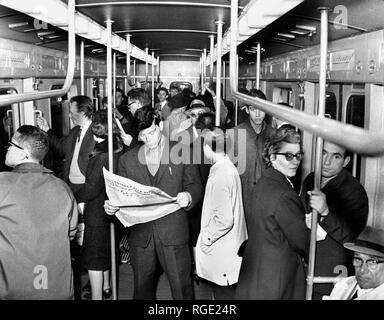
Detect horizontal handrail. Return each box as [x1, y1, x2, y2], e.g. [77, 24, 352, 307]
[0, 0, 76, 107]
[313, 277, 343, 284]
[229, 0, 384, 157]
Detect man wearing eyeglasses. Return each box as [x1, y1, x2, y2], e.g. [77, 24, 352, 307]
[300, 141, 369, 300]
[0, 125, 78, 299]
[324, 226, 384, 300]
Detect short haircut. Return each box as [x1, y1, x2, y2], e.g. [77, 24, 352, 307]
[70, 95, 94, 118]
[91, 110, 119, 139]
[195, 112, 215, 131]
[15, 125, 49, 161]
[202, 126, 228, 154]
[263, 126, 301, 167]
[324, 140, 351, 159]
[115, 87, 125, 96]
[157, 87, 169, 96]
[135, 105, 161, 132]
[249, 89, 267, 100]
[127, 88, 151, 107]
[168, 93, 186, 110]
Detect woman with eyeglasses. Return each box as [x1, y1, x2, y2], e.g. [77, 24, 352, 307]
[236, 125, 310, 300]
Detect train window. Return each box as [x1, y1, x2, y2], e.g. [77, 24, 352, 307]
[345, 94, 365, 181]
[325, 92, 337, 120]
[273, 87, 294, 106]
[169, 81, 192, 92]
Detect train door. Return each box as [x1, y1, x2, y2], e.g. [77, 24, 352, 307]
[362, 84, 384, 229]
[342, 84, 365, 180]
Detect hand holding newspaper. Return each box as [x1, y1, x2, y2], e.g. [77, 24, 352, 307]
[103, 168, 181, 227]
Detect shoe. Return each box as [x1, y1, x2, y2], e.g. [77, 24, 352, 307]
[103, 288, 112, 299]
[82, 280, 91, 293]
[82, 288, 112, 300]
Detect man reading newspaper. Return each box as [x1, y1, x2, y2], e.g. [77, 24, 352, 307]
[104, 106, 203, 300]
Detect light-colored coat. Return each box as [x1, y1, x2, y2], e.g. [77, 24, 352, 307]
[196, 155, 248, 286]
[324, 276, 384, 300]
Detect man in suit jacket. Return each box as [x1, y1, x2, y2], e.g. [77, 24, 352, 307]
[155, 87, 172, 120]
[36, 95, 95, 299]
[36, 95, 95, 197]
[301, 141, 369, 300]
[105, 106, 203, 300]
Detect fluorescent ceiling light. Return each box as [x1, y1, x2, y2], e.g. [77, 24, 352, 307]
[208, 0, 304, 65]
[0, 0, 157, 65]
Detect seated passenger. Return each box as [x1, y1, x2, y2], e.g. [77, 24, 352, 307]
[0, 125, 78, 299]
[325, 226, 384, 300]
[195, 127, 247, 300]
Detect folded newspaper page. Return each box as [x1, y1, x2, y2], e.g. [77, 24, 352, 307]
[103, 168, 181, 227]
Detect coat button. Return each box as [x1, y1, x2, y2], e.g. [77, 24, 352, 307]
[223, 274, 226, 277]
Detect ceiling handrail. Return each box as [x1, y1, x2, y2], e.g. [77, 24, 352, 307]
[229, 0, 384, 157]
[0, 0, 76, 107]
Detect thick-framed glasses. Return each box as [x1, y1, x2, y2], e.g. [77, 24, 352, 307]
[274, 152, 304, 161]
[353, 257, 384, 270]
[6, 140, 23, 150]
[189, 111, 205, 118]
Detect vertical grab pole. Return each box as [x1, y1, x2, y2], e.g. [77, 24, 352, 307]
[126, 34, 131, 92]
[151, 51, 155, 109]
[234, 54, 239, 126]
[203, 48, 207, 85]
[113, 52, 116, 110]
[215, 20, 224, 126]
[105, 19, 117, 301]
[256, 42, 261, 90]
[80, 40, 85, 95]
[133, 59, 136, 84]
[200, 56, 203, 93]
[145, 47, 149, 84]
[209, 35, 215, 85]
[157, 56, 160, 82]
[306, 6, 329, 300]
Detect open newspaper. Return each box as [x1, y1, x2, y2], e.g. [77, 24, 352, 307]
[103, 168, 181, 227]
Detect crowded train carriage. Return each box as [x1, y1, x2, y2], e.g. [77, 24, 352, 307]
[1, 0, 384, 301]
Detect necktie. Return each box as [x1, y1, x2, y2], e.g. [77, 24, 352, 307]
[350, 290, 358, 300]
[77, 128, 82, 142]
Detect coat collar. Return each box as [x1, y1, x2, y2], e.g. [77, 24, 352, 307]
[12, 162, 52, 174]
[264, 166, 294, 189]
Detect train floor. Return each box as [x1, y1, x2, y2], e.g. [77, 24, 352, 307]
[80, 262, 214, 300]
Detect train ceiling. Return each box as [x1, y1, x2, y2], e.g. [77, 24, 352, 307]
[0, 0, 383, 64]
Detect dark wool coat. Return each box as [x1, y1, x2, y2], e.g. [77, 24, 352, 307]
[300, 169, 369, 298]
[236, 167, 310, 300]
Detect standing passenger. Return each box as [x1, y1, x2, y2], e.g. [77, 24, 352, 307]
[104, 106, 203, 300]
[36, 95, 95, 299]
[236, 126, 310, 300]
[76, 110, 123, 300]
[300, 141, 369, 299]
[0, 125, 78, 299]
[233, 89, 274, 221]
[195, 127, 247, 300]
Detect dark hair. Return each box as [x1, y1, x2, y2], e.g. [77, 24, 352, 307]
[115, 88, 125, 96]
[91, 110, 119, 139]
[16, 125, 49, 161]
[263, 126, 301, 167]
[168, 93, 186, 110]
[69, 95, 94, 118]
[249, 89, 267, 100]
[202, 126, 228, 154]
[157, 87, 169, 96]
[195, 112, 215, 131]
[127, 88, 151, 107]
[135, 105, 161, 132]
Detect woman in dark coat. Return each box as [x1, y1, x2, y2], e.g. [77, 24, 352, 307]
[236, 126, 310, 300]
[77, 110, 122, 300]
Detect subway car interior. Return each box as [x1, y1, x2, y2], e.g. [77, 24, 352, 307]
[1, 0, 384, 301]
